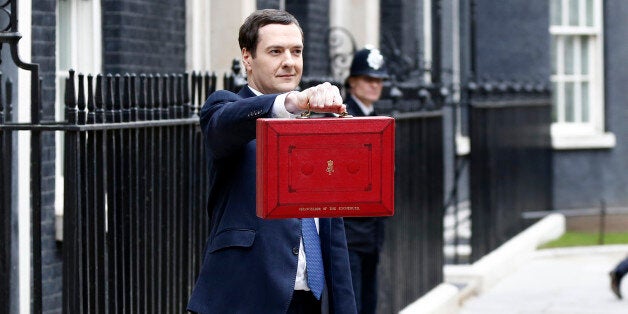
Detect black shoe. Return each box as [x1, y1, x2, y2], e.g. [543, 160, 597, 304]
[610, 271, 622, 299]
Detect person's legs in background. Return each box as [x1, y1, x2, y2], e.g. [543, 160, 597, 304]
[349, 250, 381, 314]
[348, 250, 363, 312]
[359, 252, 379, 314]
[610, 256, 628, 299]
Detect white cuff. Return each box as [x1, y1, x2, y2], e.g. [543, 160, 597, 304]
[272, 92, 300, 118]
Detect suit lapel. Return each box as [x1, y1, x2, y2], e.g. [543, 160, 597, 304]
[238, 85, 256, 99]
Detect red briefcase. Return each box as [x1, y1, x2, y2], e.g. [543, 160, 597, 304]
[256, 116, 395, 219]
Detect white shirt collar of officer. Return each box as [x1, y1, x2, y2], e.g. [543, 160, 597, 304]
[350, 94, 374, 116]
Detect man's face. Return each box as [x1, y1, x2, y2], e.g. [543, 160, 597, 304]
[348, 75, 384, 106]
[242, 23, 303, 94]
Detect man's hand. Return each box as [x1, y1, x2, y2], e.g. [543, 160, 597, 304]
[284, 82, 347, 115]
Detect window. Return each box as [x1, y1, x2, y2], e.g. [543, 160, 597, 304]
[549, 0, 614, 149]
[56, 0, 102, 110]
[55, 0, 102, 239]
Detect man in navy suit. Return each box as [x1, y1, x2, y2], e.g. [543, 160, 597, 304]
[343, 47, 389, 314]
[187, 9, 357, 314]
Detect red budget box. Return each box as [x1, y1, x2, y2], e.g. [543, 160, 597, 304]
[256, 116, 395, 219]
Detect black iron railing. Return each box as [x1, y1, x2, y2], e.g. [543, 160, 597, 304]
[378, 110, 444, 313]
[0, 74, 14, 314]
[61, 70, 214, 313]
[0, 1, 43, 312]
[468, 86, 553, 262]
[0, 0, 555, 312]
[1, 64, 550, 314]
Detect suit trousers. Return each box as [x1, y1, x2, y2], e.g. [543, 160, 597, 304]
[614, 256, 628, 278]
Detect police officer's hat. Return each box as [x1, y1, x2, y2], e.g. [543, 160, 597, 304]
[348, 47, 389, 79]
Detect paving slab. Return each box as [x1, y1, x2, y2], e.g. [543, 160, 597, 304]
[459, 245, 628, 314]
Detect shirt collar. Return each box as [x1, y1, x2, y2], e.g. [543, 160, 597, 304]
[248, 85, 263, 96]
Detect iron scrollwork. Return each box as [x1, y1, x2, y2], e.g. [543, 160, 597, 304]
[0, 0, 14, 33]
[327, 26, 356, 82]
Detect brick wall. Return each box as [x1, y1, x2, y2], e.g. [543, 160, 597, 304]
[102, 0, 187, 74]
[257, 0, 280, 9]
[380, 0, 420, 68]
[32, 0, 62, 313]
[286, 0, 330, 77]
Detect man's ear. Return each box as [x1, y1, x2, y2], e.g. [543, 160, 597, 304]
[242, 48, 252, 71]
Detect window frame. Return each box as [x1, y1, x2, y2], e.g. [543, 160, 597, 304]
[55, 0, 102, 240]
[549, 0, 615, 149]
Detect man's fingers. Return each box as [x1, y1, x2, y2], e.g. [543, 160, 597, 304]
[293, 82, 345, 114]
[310, 85, 324, 109]
[338, 104, 347, 114]
[332, 86, 343, 106]
[305, 82, 344, 110]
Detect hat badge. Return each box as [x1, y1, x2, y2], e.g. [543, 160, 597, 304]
[367, 49, 384, 70]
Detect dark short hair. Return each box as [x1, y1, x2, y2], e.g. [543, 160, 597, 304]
[238, 9, 302, 57]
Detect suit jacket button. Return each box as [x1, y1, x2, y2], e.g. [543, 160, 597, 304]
[292, 247, 299, 255]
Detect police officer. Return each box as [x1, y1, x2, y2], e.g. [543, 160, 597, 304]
[344, 46, 389, 117]
[343, 46, 389, 314]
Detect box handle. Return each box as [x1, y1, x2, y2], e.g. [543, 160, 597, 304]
[298, 104, 353, 119]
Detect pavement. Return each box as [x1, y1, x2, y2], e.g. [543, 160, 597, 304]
[402, 214, 628, 314]
[459, 245, 628, 314]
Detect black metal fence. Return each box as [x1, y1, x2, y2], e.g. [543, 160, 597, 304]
[1, 69, 552, 313]
[378, 109, 444, 313]
[56, 73, 446, 313]
[61, 70, 214, 313]
[0, 75, 14, 314]
[0, 1, 45, 311]
[1, 60, 551, 314]
[468, 92, 553, 262]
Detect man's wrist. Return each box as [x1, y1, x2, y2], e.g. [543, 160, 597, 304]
[283, 91, 302, 114]
[272, 91, 301, 118]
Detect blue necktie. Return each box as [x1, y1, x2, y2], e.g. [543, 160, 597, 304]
[301, 218, 324, 299]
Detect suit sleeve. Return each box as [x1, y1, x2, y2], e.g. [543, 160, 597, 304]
[199, 90, 277, 159]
